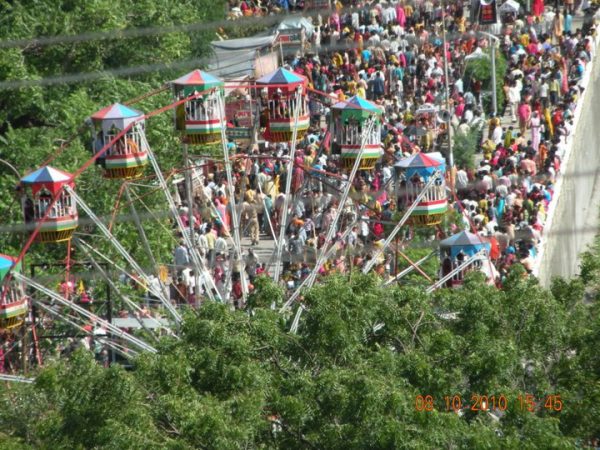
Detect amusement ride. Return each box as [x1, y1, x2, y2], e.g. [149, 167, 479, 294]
[0, 66, 497, 375]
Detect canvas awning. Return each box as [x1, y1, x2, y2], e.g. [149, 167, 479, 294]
[439, 231, 490, 258]
[207, 35, 277, 79]
[275, 16, 315, 38]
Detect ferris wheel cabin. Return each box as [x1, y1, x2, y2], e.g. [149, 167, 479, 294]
[0, 255, 27, 330]
[330, 96, 383, 171]
[439, 231, 491, 287]
[172, 69, 225, 145]
[394, 152, 448, 226]
[21, 166, 78, 243]
[90, 103, 148, 179]
[256, 68, 310, 143]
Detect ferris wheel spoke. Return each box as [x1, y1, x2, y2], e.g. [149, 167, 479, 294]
[280, 218, 359, 313]
[125, 187, 178, 245]
[40, 301, 141, 360]
[33, 300, 142, 359]
[64, 185, 182, 324]
[216, 92, 248, 304]
[362, 170, 442, 275]
[141, 132, 221, 303]
[19, 280, 156, 354]
[273, 87, 304, 284]
[123, 183, 160, 276]
[74, 238, 176, 340]
[426, 251, 487, 294]
[281, 117, 376, 312]
[382, 251, 438, 287]
[74, 238, 180, 329]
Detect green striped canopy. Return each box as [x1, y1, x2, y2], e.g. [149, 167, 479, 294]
[331, 95, 383, 122]
[172, 70, 224, 96]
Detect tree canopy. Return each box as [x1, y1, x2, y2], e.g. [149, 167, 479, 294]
[1, 262, 599, 448]
[0, 0, 227, 266]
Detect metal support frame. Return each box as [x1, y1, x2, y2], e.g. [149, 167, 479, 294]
[138, 133, 221, 302]
[425, 251, 485, 293]
[289, 303, 305, 334]
[65, 185, 182, 322]
[75, 238, 172, 310]
[123, 184, 160, 275]
[256, 179, 277, 242]
[182, 143, 201, 301]
[280, 116, 377, 311]
[280, 218, 359, 312]
[33, 300, 138, 360]
[74, 237, 174, 339]
[216, 92, 248, 303]
[16, 273, 157, 354]
[273, 86, 304, 283]
[478, 31, 500, 117]
[0, 374, 34, 383]
[382, 251, 437, 286]
[362, 170, 442, 274]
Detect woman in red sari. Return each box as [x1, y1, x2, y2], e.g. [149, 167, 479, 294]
[532, 0, 544, 18]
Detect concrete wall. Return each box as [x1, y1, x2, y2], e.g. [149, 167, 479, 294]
[536, 39, 600, 286]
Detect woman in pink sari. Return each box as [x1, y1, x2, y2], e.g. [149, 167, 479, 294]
[214, 198, 230, 234]
[396, 3, 406, 28]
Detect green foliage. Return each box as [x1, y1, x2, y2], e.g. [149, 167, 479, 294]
[0, 0, 229, 275]
[2, 271, 599, 448]
[464, 48, 508, 115]
[452, 126, 480, 169]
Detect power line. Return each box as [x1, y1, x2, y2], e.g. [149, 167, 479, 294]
[0, 18, 516, 91]
[0, 4, 429, 50]
[0, 12, 301, 50]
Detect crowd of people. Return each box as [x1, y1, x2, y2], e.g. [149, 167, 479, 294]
[165, 0, 599, 307]
[3, 2, 599, 373]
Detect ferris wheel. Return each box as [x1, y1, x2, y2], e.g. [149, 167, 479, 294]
[0, 66, 494, 374]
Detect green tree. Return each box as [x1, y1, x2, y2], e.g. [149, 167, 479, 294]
[463, 49, 508, 116]
[2, 269, 599, 448]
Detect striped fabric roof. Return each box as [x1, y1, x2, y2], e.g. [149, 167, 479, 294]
[21, 166, 72, 184]
[172, 69, 223, 87]
[91, 103, 143, 120]
[257, 67, 306, 85]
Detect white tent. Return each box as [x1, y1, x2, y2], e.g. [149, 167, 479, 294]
[276, 16, 315, 39]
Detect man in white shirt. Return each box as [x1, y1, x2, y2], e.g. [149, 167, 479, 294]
[197, 230, 208, 259]
[215, 234, 228, 256]
[454, 77, 464, 95]
[491, 125, 503, 145]
[456, 169, 469, 192]
[507, 83, 521, 122]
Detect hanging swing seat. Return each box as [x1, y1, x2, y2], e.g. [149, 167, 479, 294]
[0, 300, 27, 330]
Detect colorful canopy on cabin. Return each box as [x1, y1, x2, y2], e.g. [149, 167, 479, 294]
[395, 152, 446, 178]
[0, 254, 20, 282]
[332, 95, 383, 121]
[439, 231, 490, 258]
[172, 70, 224, 95]
[21, 166, 73, 195]
[91, 103, 144, 133]
[91, 103, 142, 121]
[257, 68, 306, 85]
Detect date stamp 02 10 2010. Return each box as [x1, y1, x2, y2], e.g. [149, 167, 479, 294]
[415, 394, 563, 413]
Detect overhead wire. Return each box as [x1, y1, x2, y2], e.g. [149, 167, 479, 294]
[0, 4, 436, 51]
[1, 11, 592, 280]
[0, 12, 314, 50]
[0, 24, 508, 91]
